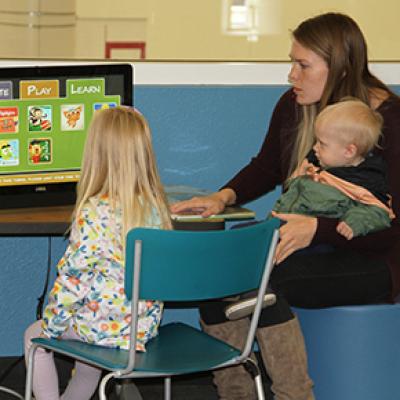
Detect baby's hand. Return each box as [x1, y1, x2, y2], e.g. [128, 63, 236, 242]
[336, 221, 354, 240]
[290, 159, 318, 179]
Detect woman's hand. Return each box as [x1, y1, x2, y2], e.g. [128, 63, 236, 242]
[170, 188, 236, 218]
[272, 212, 318, 264]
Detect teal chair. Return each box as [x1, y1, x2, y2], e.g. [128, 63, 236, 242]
[25, 218, 280, 400]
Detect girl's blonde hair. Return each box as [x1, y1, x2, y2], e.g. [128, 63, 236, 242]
[288, 12, 392, 177]
[73, 107, 171, 244]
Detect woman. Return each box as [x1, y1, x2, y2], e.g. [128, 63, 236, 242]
[171, 13, 400, 400]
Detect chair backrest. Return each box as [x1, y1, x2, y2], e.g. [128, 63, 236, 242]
[122, 218, 279, 372]
[125, 218, 280, 302]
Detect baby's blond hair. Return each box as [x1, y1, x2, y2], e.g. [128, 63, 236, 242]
[315, 99, 383, 156]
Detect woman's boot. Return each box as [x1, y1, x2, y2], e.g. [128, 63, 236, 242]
[256, 316, 315, 400]
[200, 318, 258, 400]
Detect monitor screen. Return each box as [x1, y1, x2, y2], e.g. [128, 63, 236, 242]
[0, 63, 133, 209]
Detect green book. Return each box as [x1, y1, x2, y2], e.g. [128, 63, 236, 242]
[170, 205, 255, 221]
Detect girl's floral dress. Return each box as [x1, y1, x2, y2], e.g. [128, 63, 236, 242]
[42, 195, 163, 351]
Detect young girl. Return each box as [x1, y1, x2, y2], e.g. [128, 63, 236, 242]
[24, 107, 171, 400]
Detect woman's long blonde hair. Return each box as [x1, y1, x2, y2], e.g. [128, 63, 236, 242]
[73, 107, 171, 245]
[288, 12, 393, 178]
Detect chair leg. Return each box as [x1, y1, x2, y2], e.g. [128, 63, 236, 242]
[99, 372, 115, 400]
[244, 359, 265, 400]
[24, 344, 38, 400]
[0, 386, 23, 400]
[164, 377, 171, 400]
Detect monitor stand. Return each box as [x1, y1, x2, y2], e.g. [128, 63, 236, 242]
[0, 183, 77, 209]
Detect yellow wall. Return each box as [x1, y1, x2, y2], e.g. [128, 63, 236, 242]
[0, 0, 398, 60]
[0, 0, 75, 58]
[76, 0, 147, 19]
[346, 0, 400, 60]
[145, 0, 400, 60]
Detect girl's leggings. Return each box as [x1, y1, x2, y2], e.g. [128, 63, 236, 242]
[24, 320, 102, 400]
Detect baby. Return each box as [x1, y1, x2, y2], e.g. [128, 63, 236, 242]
[273, 98, 394, 239]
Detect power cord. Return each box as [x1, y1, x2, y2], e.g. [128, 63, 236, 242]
[36, 236, 52, 320]
[0, 236, 53, 399]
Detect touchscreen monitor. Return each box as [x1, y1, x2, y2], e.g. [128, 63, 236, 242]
[0, 63, 133, 209]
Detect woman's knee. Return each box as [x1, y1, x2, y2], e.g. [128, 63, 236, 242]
[200, 300, 231, 324]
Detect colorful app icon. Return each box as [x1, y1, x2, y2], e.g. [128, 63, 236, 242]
[28, 138, 52, 164]
[93, 102, 117, 112]
[61, 104, 84, 131]
[28, 105, 52, 132]
[0, 139, 19, 166]
[0, 107, 18, 133]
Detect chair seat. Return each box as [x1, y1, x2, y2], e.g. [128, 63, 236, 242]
[32, 322, 241, 375]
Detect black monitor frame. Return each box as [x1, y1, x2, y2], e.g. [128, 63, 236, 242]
[0, 63, 133, 209]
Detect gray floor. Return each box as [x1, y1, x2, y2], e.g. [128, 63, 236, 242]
[0, 357, 218, 400]
[0, 355, 273, 400]
[108, 377, 219, 400]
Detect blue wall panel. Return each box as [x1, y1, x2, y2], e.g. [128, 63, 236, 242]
[135, 85, 287, 219]
[0, 236, 67, 355]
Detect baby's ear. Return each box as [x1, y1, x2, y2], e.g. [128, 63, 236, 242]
[345, 143, 358, 159]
